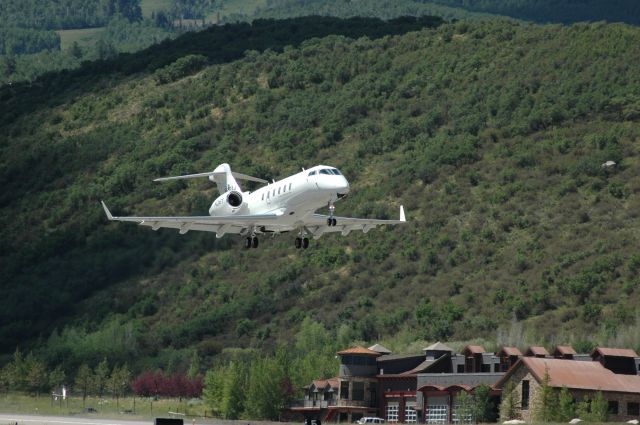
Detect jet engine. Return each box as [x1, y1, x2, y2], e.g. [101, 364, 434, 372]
[227, 191, 243, 207]
[209, 190, 249, 216]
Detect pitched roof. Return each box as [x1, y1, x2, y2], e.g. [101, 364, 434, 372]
[424, 341, 454, 352]
[403, 354, 449, 375]
[591, 347, 639, 358]
[311, 378, 339, 390]
[377, 353, 424, 362]
[464, 345, 486, 354]
[336, 346, 382, 356]
[553, 345, 577, 356]
[498, 346, 523, 357]
[368, 343, 392, 354]
[496, 357, 640, 394]
[525, 346, 549, 356]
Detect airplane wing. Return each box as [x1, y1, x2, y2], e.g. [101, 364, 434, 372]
[101, 201, 278, 237]
[302, 206, 407, 238]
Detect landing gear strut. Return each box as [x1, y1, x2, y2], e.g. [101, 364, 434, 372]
[245, 236, 259, 249]
[327, 202, 337, 227]
[295, 237, 309, 249]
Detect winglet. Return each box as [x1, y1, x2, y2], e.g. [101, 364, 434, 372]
[400, 205, 406, 222]
[101, 201, 114, 220]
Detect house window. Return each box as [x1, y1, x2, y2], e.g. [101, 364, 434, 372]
[340, 381, 349, 400]
[481, 364, 490, 372]
[405, 406, 417, 423]
[521, 380, 530, 410]
[386, 404, 399, 423]
[352, 382, 364, 401]
[608, 401, 619, 415]
[628, 402, 639, 416]
[494, 364, 500, 372]
[457, 365, 464, 373]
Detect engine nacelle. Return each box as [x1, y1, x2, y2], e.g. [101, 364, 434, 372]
[209, 191, 248, 215]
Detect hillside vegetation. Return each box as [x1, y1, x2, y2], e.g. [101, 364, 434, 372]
[2, 16, 640, 379]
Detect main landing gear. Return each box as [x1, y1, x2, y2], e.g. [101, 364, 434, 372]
[245, 236, 259, 249]
[327, 202, 337, 227]
[295, 237, 309, 249]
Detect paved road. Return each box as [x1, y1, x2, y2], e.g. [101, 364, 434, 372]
[0, 414, 152, 425]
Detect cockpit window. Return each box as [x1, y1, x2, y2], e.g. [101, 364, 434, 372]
[319, 169, 332, 175]
[331, 168, 342, 175]
[308, 171, 317, 176]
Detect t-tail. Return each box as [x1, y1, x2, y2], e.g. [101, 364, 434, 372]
[154, 163, 267, 195]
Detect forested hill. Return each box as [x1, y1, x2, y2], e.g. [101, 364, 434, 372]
[426, 0, 640, 25]
[2, 16, 640, 374]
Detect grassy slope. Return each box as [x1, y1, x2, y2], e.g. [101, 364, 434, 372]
[2, 18, 640, 371]
[57, 28, 106, 50]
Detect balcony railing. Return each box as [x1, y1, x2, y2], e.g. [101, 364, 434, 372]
[290, 399, 338, 408]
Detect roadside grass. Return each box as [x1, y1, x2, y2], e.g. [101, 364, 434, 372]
[0, 394, 206, 419]
[56, 28, 105, 50]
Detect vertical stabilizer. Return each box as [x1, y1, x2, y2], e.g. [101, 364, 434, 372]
[210, 163, 241, 193]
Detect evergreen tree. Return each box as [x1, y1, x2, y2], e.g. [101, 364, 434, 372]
[534, 369, 558, 422]
[473, 384, 495, 422]
[589, 391, 608, 422]
[187, 350, 201, 379]
[557, 386, 574, 422]
[220, 362, 245, 419]
[94, 358, 110, 398]
[75, 364, 93, 406]
[500, 381, 519, 421]
[25, 353, 48, 397]
[48, 365, 66, 390]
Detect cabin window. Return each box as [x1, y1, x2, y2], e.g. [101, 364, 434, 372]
[278, 187, 281, 195]
[289, 183, 292, 190]
[273, 189, 275, 196]
[521, 380, 530, 410]
[282, 185, 285, 193]
[261, 194, 264, 201]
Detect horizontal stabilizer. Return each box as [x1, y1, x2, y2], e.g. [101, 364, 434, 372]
[154, 171, 267, 184]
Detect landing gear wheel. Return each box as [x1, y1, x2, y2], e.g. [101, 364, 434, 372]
[331, 218, 337, 226]
[252, 236, 259, 248]
[295, 237, 302, 249]
[302, 237, 309, 249]
[327, 217, 332, 226]
[245, 237, 252, 249]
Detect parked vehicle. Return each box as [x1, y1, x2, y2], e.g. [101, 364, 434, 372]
[357, 418, 385, 424]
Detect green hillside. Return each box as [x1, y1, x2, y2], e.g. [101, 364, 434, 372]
[2, 16, 640, 377]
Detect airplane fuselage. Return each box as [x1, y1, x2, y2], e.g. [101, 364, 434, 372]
[209, 165, 349, 228]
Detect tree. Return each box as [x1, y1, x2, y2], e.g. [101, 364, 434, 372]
[25, 353, 48, 397]
[473, 384, 495, 422]
[187, 350, 201, 379]
[49, 365, 66, 390]
[75, 364, 93, 406]
[203, 368, 226, 416]
[557, 386, 574, 422]
[534, 369, 558, 422]
[500, 381, 519, 421]
[94, 358, 110, 398]
[456, 390, 474, 424]
[589, 391, 608, 422]
[220, 362, 245, 419]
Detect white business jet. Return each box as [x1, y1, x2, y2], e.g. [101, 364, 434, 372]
[101, 163, 406, 249]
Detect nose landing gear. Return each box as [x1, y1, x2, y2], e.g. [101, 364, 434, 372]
[327, 202, 337, 226]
